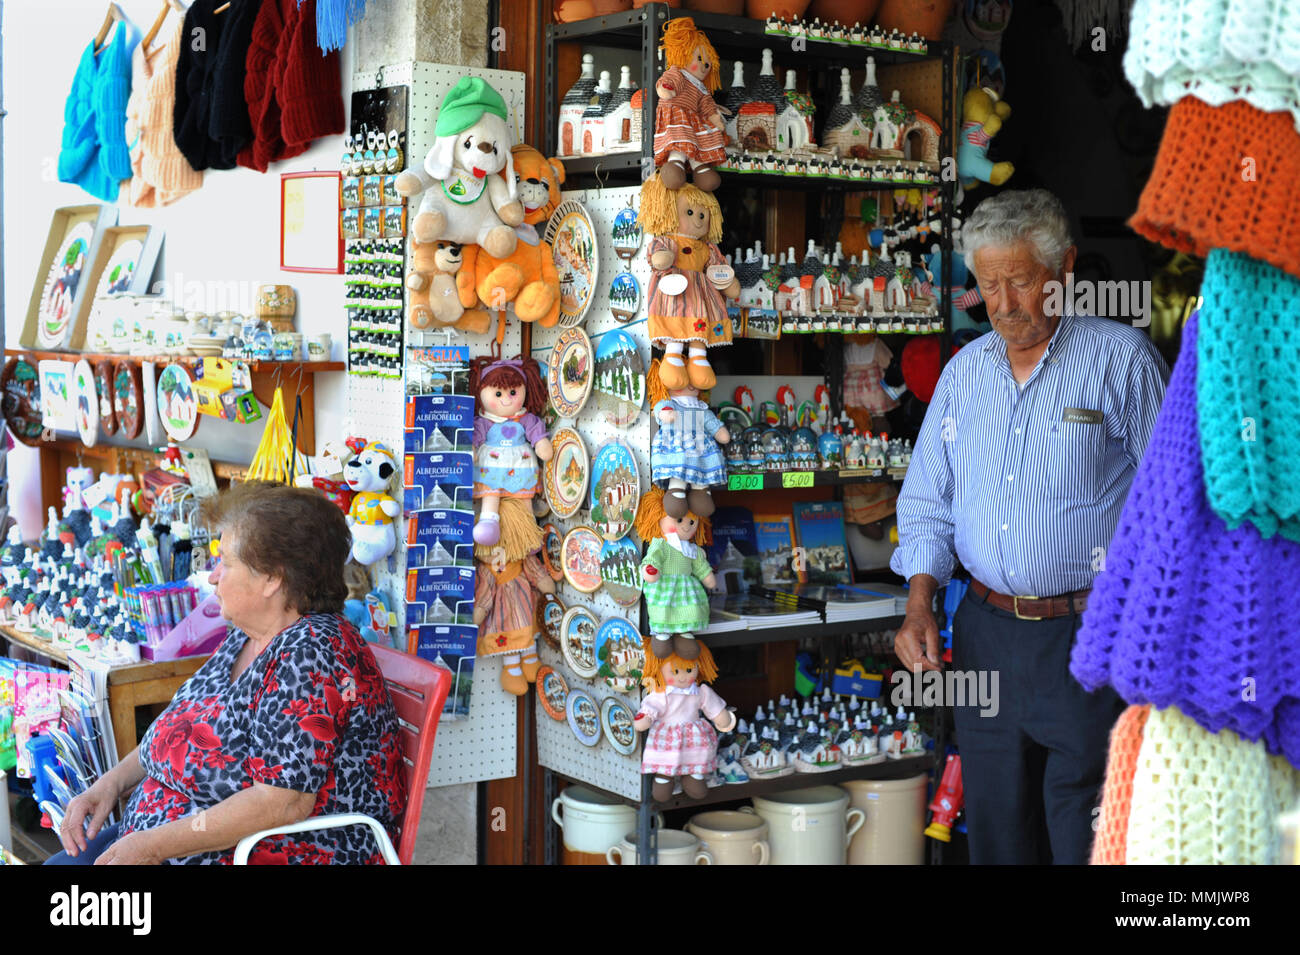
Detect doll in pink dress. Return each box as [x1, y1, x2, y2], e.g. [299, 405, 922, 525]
[634, 640, 736, 802]
[653, 18, 728, 192]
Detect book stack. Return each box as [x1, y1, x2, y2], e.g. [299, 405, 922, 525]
[702, 593, 821, 634]
[752, 583, 897, 623]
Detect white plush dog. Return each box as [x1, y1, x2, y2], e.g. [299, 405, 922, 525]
[395, 77, 524, 258]
[343, 442, 401, 567]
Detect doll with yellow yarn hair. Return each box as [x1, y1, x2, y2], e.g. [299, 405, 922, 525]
[648, 357, 729, 520]
[634, 637, 736, 802]
[638, 173, 740, 391]
[653, 17, 728, 192]
[636, 487, 715, 661]
[473, 498, 551, 696]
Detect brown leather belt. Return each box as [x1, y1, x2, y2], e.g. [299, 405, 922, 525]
[969, 578, 1089, 620]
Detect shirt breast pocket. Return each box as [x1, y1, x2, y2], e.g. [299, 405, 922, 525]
[1047, 421, 1105, 502]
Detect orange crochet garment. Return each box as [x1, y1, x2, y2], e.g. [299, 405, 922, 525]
[1090, 704, 1151, 865]
[1129, 97, 1300, 282]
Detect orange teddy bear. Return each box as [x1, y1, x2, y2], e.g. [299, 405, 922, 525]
[474, 145, 565, 326]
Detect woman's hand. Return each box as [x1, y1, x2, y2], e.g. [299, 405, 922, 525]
[59, 776, 121, 858]
[95, 829, 164, 865]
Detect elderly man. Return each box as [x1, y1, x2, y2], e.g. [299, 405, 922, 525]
[891, 189, 1169, 864]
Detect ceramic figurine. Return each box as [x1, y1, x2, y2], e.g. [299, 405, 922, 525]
[470, 356, 553, 546]
[634, 638, 736, 802]
[653, 18, 728, 192]
[636, 487, 714, 661]
[557, 53, 597, 158]
[638, 174, 739, 390]
[648, 358, 729, 520]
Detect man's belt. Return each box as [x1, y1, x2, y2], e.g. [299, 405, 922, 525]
[968, 577, 1089, 620]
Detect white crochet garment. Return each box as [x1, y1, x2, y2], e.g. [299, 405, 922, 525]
[1125, 704, 1300, 864]
[1124, 0, 1300, 131]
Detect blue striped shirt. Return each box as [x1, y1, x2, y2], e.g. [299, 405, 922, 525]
[890, 313, 1169, 597]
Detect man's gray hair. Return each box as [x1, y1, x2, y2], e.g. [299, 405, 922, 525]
[962, 189, 1073, 278]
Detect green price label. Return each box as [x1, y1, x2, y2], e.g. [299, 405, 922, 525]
[782, 472, 815, 488]
[727, 473, 764, 491]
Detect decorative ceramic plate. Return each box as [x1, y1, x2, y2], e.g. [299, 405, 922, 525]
[544, 427, 587, 519]
[593, 617, 645, 693]
[601, 696, 639, 756]
[37, 222, 94, 349]
[541, 523, 564, 581]
[1, 357, 44, 446]
[545, 199, 599, 327]
[560, 604, 600, 679]
[561, 526, 603, 594]
[546, 326, 593, 419]
[536, 665, 568, 721]
[611, 205, 642, 262]
[599, 537, 642, 608]
[156, 363, 199, 441]
[608, 271, 641, 324]
[94, 238, 143, 298]
[593, 329, 644, 427]
[95, 360, 118, 436]
[38, 360, 76, 433]
[716, 402, 752, 434]
[566, 688, 601, 747]
[588, 438, 640, 541]
[72, 359, 98, 448]
[113, 361, 144, 439]
[538, 592, 566, 650]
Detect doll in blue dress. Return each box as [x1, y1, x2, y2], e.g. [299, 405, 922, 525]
[470, 356, 552, 545]
[649, 358, 730, 520]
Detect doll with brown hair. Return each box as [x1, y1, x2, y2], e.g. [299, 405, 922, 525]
[470, 355, 553, 546]
[473, 497, 552, 695]
[653, 18, 728, 191]
[636, 487, 715, 661]
[638, 174, 740, 391]
[634, 638, 736, 802]
[648, 357, 729, 520]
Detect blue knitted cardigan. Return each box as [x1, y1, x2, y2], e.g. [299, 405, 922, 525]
[1072, 312, 1300, 769]
[58, 22, 137, 202]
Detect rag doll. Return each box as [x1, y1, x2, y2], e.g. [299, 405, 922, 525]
[648, 358, 729, 520]
[473, 498, 551, 695]
[638, 174, 740, 391]
[958, 87, 1013, 190]
[470, 356, 553, 546]
[653, 18, 728, 191]
[634, 638, 736, 802]
[636, 487, 714, 661]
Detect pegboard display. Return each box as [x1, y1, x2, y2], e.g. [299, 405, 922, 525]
[533, 184, 652, 800]
[350, 63, 529, 789]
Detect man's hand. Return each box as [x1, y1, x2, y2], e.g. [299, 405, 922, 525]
[895, 574, 943, 672]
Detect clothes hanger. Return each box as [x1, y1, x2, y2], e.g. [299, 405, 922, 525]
[93, 2, 126, 53]
[142, 0, 191, 49]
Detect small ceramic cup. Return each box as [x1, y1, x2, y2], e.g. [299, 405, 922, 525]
[606, 829, 713, 866]
[307, 333, 332, 361]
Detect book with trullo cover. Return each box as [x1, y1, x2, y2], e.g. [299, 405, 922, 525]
[408, 623, 475, 719]
[791, 501, 852, 585]
[753, 513, 798, 586]
[705, 506, 759, 593]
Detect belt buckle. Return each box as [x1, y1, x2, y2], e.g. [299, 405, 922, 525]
[1013, 595, 1043, 621]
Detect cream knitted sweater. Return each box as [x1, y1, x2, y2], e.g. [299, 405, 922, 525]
[125, 13, 202, 207]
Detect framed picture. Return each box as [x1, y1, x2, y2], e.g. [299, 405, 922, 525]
[69, 225, 165, 351]
[280, 171, 343, 273]
[23, 204, 118, 350]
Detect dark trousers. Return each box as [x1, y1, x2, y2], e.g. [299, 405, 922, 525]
[43, 822, 121, 865]
[951, 591, 1124, 864]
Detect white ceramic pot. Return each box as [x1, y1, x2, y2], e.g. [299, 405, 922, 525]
[749, 785, 865, 865]
[686, 810, 771, 865]
[606, 829, 714, 865]
[841, 775, 929, 865]
[551, 785, 661, 855]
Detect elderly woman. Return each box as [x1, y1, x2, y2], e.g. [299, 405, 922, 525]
[50, 482, 407, 865]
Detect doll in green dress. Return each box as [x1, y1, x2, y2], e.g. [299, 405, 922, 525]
[636, 487, 715, 661]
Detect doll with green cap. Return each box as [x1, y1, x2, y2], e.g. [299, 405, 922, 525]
[396, 76, 525, 258]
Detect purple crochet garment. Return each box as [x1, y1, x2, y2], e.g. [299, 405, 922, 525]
[1071, 312, 1300, 769]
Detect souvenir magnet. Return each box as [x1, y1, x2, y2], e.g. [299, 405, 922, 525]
[601, 696, 639, 756]
[608, 271, 641, 324]
[560, 604, 600, 678]
[538, 591, 566, 650]
[593, 617, 644, 692]
[611, 205, 642, 263]
[72, 359, 98, 448]
[541, 523, 564, 581]
[588, 438, 640, 541]
[156, 363, 199, 442]
[566, 689, 601, 747]
[536, 665, 569, 721]
[561, 525, 603, 594]
[599, 537, 642, 608]
[593, 328, 644, 428]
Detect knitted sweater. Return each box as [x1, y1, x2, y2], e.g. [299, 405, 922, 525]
[1090, 704, 1150, 865]
[58, 23, 138, 201]
[1123, 705, 1300, 865]
[125, 14, 203, 207]
[1197, 249, 1300, 542]
[1124, 0, 1300, 132]
[1071, 312, 1300, 769]
[173, 0, 258, 170]
[1129, 97, 1300, 282]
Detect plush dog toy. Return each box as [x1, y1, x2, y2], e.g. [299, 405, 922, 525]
[343, 442, 401, 566]
[407, 239, 491, 334]
[474, 144, 565, 326]
[394, 77, 524, 258]
[958, 87, 1013, 190]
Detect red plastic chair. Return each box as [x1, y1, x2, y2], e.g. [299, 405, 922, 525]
[234, 645, 452, 865]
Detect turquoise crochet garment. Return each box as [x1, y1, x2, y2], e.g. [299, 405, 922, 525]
[1197, 248, 1300, 542]
[58, 21, 137, 202]
[1124, 0, 1300, 132]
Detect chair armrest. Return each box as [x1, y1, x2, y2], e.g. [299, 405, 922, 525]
[232, 813, 400, 865]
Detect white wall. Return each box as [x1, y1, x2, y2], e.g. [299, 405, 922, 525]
[3, 0, 351, 537]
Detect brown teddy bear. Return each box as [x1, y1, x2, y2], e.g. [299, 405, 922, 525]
[406, 239, 490, 334]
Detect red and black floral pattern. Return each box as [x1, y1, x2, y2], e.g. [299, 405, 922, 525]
[120, 614, 407, 865]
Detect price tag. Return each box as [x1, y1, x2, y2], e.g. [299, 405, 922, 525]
[727, 473, 764, 491]
[782, 472, 814, 489]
